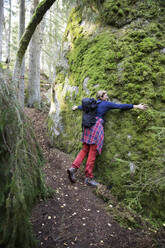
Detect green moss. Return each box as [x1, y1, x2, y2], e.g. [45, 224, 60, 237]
[98, 0, 165, 28]
[100, 0, 136, 27]
[138, 37, 161, 53]
[159, 55, 165, 64]
[55, 72, 65, 85]
[64, 7, 83, 44]
[161, 88, 165, 101]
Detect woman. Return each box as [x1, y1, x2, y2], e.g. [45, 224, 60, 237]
[67, 90, 147, 187]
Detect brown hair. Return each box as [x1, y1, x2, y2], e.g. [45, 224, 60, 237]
[96, 90, 107, 100]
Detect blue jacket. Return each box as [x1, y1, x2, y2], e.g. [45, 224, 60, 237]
[78, 100, 133, 120]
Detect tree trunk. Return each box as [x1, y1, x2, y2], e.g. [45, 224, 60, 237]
[12, 0, 56, 91]
[28, 0, 41, 107]
[48, 9, 53, 82]
[19, 0, 25, 108]
[0, 0, 4, 62]
[40, 16, 46, 72]
[5, 0, 11, 66]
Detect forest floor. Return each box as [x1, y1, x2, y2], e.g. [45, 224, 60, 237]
[25, 107, 165, 248]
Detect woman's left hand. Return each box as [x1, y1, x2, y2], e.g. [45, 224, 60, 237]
[134, 104, 148, 110]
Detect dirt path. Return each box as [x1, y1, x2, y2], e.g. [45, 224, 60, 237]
[25, 108, 163, 248]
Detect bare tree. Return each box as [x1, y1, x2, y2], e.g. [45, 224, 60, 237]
[5, 0, 11, 66]
[12, 0, 56, 101]
[19, 0, 25, 107]
[28, 0, 41, 108]
[0, 0, 4, 62]
[40, 15, 46, 72]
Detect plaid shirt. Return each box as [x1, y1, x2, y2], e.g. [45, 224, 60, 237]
[81, 117, 104, 154]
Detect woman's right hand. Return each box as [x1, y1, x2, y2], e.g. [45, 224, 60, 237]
[72, 105, 78, 111]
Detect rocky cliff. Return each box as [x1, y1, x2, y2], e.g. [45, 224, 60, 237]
[48, 0, 165, 227]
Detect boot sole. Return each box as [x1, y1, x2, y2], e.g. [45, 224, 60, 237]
[85, 179, 99, 187]
[86, 182, 99, 187]
[67, 169, 76, 183]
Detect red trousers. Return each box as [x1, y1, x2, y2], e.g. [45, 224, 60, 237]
[72, 143, 97, 178]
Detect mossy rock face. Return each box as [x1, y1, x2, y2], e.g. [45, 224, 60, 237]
[0, 77, 49, 248]
[100, 0, 137, 27]
[100, 0, 164, 27]
[49, 2, 165, 227]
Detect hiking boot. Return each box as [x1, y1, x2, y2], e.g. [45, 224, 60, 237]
[84, 177, 99, 187]
[67, 167, 77, 183]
